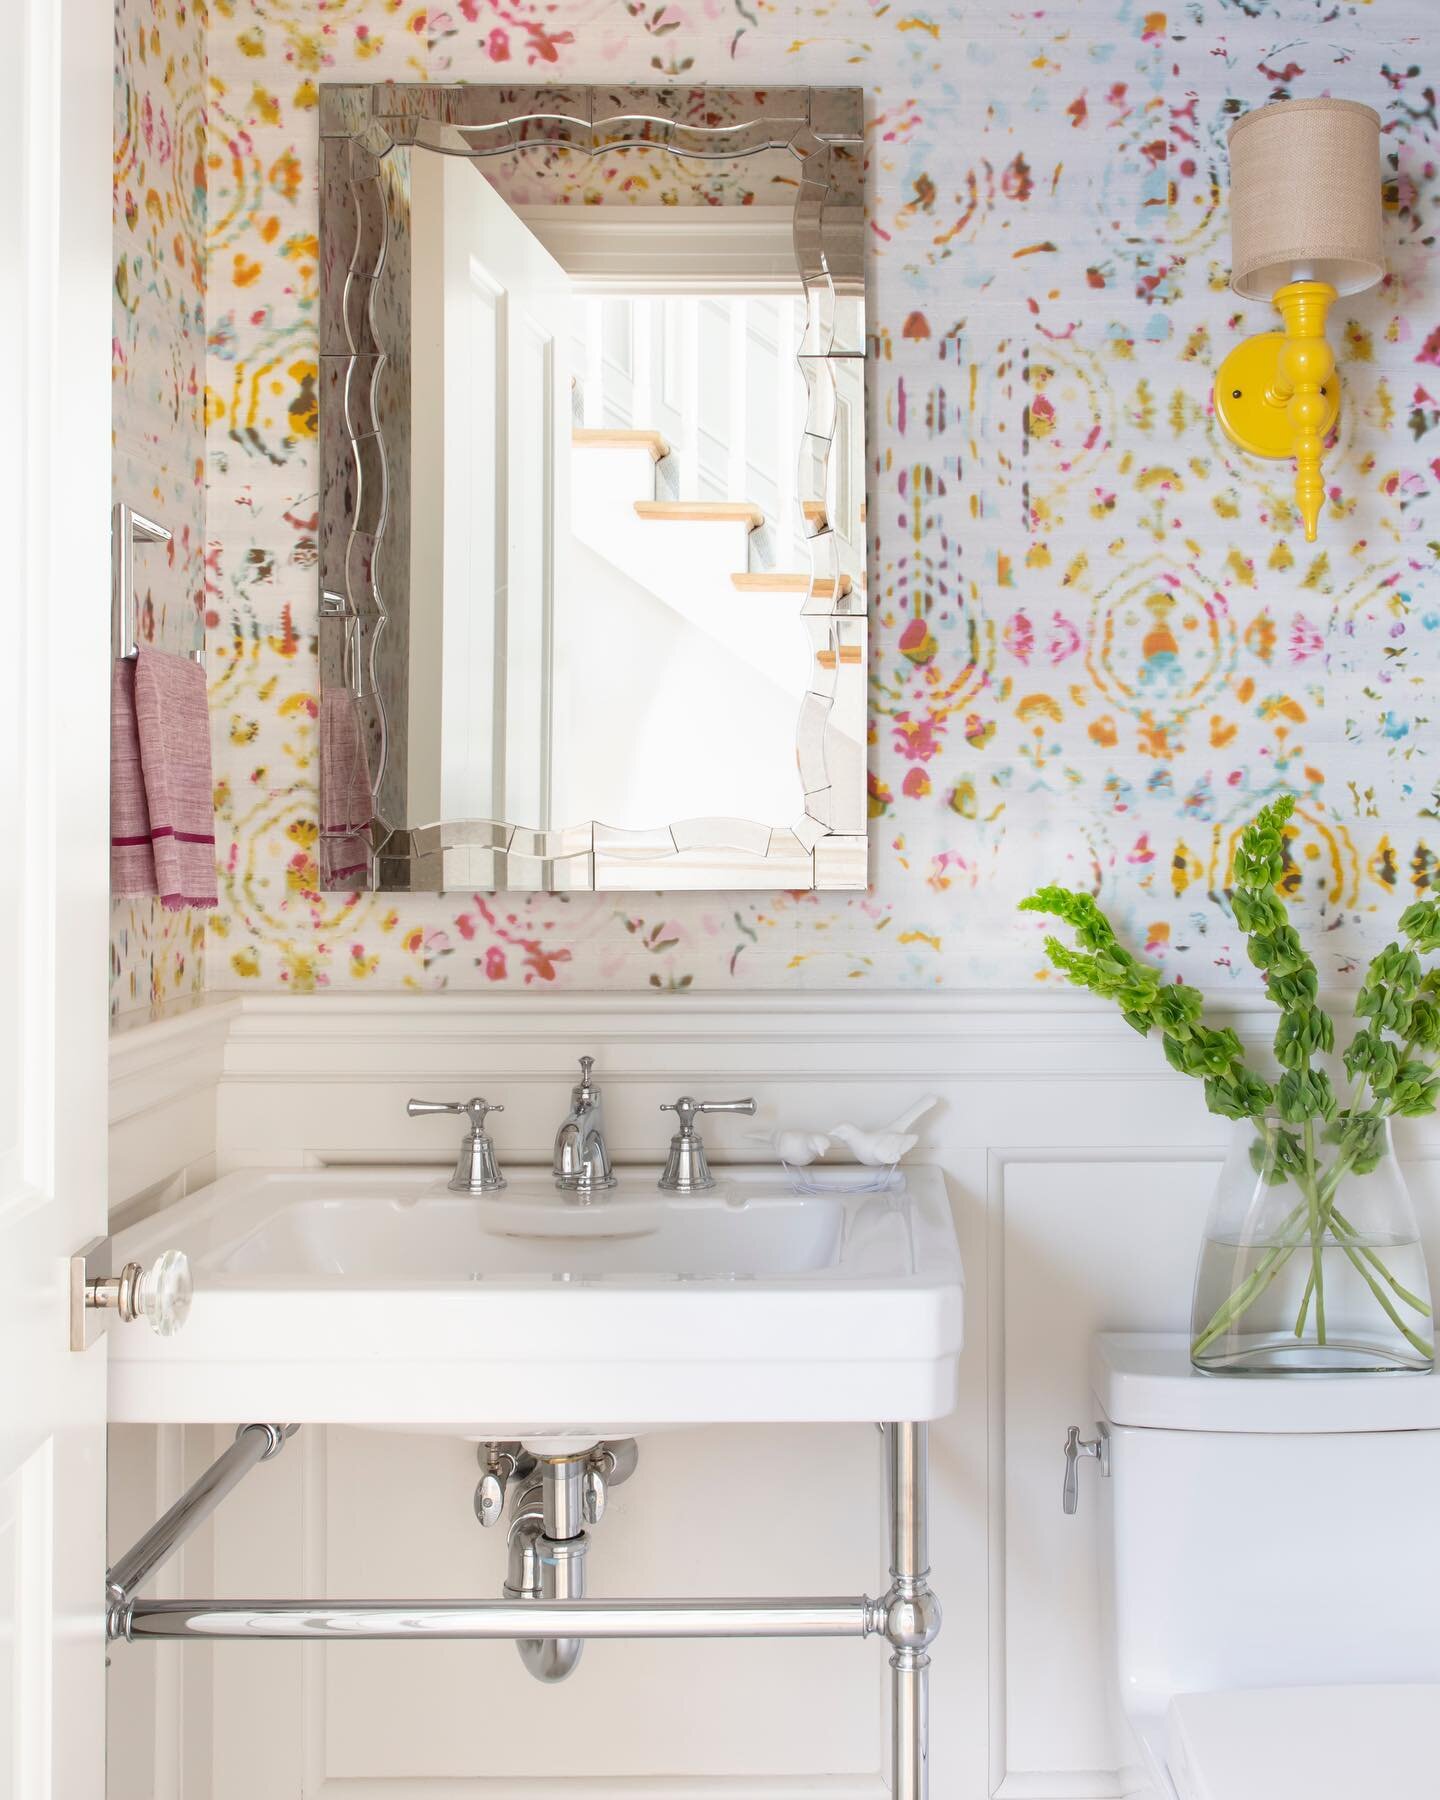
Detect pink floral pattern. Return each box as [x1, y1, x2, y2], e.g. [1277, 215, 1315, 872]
[115, 0, 1440, 999]
[111, 0, 209, 1016]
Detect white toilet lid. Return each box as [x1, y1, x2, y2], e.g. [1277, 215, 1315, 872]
[1167, 1685, 1440, 1800]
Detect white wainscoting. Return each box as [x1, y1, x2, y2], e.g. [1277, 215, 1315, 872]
[106, 992, 1440, 1799]
[109, 997, 232, 1221]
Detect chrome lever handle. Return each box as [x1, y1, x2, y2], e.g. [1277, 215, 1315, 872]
[1062, 1423, 1110, 1515]
[408, 1096, 504, 1132]
[658, 1099, 756, 1193]
[409, 1098, 507, 1194]
[660, 1096, 757, 1132]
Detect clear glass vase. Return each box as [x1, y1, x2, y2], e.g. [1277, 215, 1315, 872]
[1191, 1115, 1434, 1375]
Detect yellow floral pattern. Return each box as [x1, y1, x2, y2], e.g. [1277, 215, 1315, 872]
[131, 0, 1440, 995]
[111, 0, 209, 1017]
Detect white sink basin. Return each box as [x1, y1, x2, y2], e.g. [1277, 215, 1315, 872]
[108, 1165, 963, 1434]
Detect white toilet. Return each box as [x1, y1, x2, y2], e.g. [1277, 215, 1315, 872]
[1087, 1333, 1440, 1800]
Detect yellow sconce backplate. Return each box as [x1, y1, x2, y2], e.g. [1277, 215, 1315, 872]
[1214, 333, 1340, 459]
[1212, 280, 1340, 541]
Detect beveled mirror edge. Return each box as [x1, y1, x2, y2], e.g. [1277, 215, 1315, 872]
[317, 83, 868, 895]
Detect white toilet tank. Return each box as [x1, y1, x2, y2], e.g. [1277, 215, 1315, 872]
[1090, 1334, 1440, 1767]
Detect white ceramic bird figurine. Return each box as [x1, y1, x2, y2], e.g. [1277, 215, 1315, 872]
[828, 1123, 918, 1166]
[826, 1095, 939, 1167]
[749, 1129, 832, 1166]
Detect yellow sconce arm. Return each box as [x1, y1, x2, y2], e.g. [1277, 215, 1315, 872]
[1213, 279, 1340, 543]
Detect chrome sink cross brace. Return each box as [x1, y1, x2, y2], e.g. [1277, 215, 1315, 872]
[105, 1421, 942, 1800]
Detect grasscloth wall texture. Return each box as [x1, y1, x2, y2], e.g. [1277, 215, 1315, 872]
[111, 0, 208, 1015]
[188, 0, 1437, 997]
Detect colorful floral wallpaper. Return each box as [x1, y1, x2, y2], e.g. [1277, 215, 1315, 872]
[196, 0, 1437, 996]
[111, 0, 209, 1016]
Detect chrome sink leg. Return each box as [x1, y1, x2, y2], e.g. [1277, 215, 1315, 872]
[881, 1422, 939, 1800]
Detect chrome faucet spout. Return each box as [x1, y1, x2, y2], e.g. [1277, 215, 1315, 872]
[553, 1055, 616, 1199]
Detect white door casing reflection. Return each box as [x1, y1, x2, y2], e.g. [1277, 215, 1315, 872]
[410, 153, 569, 830]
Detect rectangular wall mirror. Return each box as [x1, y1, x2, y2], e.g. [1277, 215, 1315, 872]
[318, 85, 867, 892]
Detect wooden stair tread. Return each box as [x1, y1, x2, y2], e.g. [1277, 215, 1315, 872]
[634, 500, 764, 529]
[573, 428, 670, 460]
[801, 499, 829, 525]
[730, 572, 853, 598]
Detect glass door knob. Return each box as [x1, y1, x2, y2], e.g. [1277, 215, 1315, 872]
[87, 1249, 193, 1337]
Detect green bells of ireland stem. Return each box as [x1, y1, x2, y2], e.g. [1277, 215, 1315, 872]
[1021, 795, 1435, 1376]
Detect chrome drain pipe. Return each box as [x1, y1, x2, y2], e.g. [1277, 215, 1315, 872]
[505, 1459, 589, 1683]
[491, 1442, 642, 1684]
[509, 1533, 588, 1682]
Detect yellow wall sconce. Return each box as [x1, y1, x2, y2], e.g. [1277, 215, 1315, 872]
[1215, 97, 1385, 542]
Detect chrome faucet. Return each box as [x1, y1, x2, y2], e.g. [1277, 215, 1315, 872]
[553, 1056, 616, 1199]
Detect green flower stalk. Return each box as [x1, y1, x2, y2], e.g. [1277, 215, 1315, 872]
[1021, 795, 1435, 1366]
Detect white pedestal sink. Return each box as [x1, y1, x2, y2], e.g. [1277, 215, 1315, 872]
[106, 1162, 960, 1794]
[108, 1164, 963, 1434]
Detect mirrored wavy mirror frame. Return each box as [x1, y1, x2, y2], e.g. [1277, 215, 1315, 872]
[318, 83, 868, 894]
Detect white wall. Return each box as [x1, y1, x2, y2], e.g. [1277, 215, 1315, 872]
[556, 534, 805, 830]
[106, 993, 1440, 1797]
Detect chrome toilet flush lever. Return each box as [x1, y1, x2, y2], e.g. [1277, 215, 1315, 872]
[1062, 1422, 1111, 1515]
[658, 1095, 757, 1193]
[407, 1096, 506, 1194]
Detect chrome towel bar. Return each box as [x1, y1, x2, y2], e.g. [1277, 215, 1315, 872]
[117, 1594, 882, 1642]
[112, 500, 204, 666]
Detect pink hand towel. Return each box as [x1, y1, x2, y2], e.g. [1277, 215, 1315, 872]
[318, 685, 372, 885]
[110, 650, 218, 911]
[110, 660, 158, 898]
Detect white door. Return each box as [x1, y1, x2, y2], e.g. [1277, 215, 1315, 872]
[1, 0, 114, 1792]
